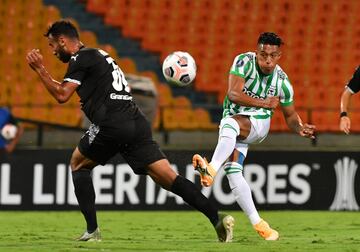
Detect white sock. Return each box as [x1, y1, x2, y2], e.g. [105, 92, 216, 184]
[225, 162, 261, 225]
[210, 136, 236, 171]
[210, 118, 239, 171]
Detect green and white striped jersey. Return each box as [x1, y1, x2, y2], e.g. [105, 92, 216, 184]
[223, 52, 293, 119]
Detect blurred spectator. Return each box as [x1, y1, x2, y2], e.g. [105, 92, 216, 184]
[126, 74, 158, 126]
[0, 107, 24, 153]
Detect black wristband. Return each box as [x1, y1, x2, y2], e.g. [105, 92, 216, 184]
[340, 112, 348, 118]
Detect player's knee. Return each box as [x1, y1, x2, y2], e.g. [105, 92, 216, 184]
[70, 153, 96, 171]
[224, 162, 243, 189]
[220, 117, 240, 139]
[237, 152, 246, 166]
[70, 147, 98, 171]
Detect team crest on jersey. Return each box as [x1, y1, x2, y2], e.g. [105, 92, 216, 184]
[267, 86, 276, 96]
[277, 69, 286, 80]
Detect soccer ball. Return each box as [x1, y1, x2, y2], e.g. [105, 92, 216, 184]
[162, 51, 196, 87]
[1, 124, 17, 140]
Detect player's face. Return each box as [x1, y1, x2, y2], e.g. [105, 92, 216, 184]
[47, 34, 72, 63]
[256, 44, 281, 75]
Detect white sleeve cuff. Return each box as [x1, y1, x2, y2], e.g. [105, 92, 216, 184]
[64, 78, 81, 85]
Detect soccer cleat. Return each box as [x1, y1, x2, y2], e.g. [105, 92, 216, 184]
[215, 213, 235, 242]
[192, 154, 216, 187]
[76, 227, 102, 242]
[253, 219, 279, 241]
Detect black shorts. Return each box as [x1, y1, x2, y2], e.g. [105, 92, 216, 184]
[78, 114, 166, 174]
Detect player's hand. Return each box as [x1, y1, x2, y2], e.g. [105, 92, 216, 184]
[299, 123, 316, 139]
[340, 116, 351, 134]
[26, 49, 44, 72]
[263, 96, 280, 109]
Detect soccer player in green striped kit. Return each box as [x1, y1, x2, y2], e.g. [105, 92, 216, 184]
[193, 32, 316, 240]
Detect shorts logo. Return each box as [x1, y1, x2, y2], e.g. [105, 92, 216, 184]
[330, 157, 359, 211]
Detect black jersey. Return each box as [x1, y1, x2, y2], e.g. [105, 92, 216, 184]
[63, 47, 139, 125]
[347, 66, 360, 94]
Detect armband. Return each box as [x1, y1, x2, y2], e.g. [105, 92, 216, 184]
[340, 112, 348, 118]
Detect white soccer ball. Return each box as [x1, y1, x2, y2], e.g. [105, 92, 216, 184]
[1, 124, 17, 140]
[162, 51, 196, 87]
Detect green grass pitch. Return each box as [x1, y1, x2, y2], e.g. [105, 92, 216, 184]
[0, 211, 359, 252]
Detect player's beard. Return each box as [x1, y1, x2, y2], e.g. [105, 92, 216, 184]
[57, 47, 71, 63]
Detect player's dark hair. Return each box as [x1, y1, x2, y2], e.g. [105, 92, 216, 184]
[44, 20, 79, 39]
[257, 32, 284, 47]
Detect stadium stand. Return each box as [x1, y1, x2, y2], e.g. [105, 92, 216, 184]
[80, 0, 360, 133]
[2, 0, 360, 134]
[0, 0, 216, 131]
[0, 0, 82, 127]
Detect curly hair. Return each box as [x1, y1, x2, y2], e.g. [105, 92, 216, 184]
[44, 19, 79, 39]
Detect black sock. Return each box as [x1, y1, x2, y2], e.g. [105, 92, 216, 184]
[170, 175, 219, 226]
[72, 169, 98, 233]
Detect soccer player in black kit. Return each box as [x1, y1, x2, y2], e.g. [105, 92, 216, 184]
[340, 67, 360, 134]
[26, 20, 234, 242]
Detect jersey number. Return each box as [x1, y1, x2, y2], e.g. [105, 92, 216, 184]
[98, 49, 130, 92]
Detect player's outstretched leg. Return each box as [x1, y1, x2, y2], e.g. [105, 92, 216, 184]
[76, 227, 102, 242]
[225, 161, 279, 241]
[147, 159, 234, 242]
[193, 117, 240, 187]
[170, 175, 234, 242]
[192, 154, 217, 187]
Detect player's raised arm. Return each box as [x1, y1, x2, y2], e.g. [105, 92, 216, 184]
[339, 67, 360, 134]
[26, 49, 78, 104]
[227, 74, 279, 109]
[339, 88, 352, 134]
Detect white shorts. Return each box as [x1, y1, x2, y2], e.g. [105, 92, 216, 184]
[220, 116, 271, 158]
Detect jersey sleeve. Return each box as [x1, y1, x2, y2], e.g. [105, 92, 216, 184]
[229, 54, 252, 78]
[346, 66, 360, 94]
[279, 77, 294, 106]
[63, 53, 87, 85]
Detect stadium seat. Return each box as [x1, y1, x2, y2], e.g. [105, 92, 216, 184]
[270, 109, 289, 132]
[311, 110, 339, 133]
[194, 108, 218, 130]
[162, 108, 179, 130]
[139, 71, 160, 85]
[81, 31, 98, 47]
[293, 86, 310, 109]
[152, 108, 160, 130]
[156, 85, 172, 107]
[99, 44, 117, 58]
[349, 112, 360, 132]
[176, 108, 199, 130]
[86, 0, 110, 16]
[173, 96, 191, 108]
[118, 58, 138, 74]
